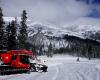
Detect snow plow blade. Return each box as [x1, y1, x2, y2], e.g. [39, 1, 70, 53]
[30, 63, 48, 72]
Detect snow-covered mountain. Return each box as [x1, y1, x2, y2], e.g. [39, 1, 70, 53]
[4, 16, 100, 38]
[26, 17, 100, 49]
[27, 17, 100, 38]
[3, 17, 31, 23]
[3, 16, 100, 51]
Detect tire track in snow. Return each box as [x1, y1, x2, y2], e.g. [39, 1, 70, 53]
[73, 72, 82, 80]
[0, 65, 60, 80]
[58, 62, 96, 80]
[1, 58, 100, 80]
[33, 66, 59, 80]
[24, 72, 45, 80]
[68, 71, 83, 80]
[0, 73, 40, 80]
[52, 66, 59, 80]
[95, 69, 100, 80]
[52, 63, 69, 80]
[77, 71, 91, 80]
[0, 74, 22, 80]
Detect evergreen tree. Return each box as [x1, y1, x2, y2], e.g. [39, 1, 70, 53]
[14, 17, 19, 49]
[47, 43, 53, 57]
[0, 7, 5, 49]
[87, 45, 92, 60]
[18, 10, 28, 49]
[7, 21, 17, 50]
[6, 22, 11, 49]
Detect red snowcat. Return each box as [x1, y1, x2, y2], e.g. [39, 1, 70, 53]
[0, 50, 48, 75]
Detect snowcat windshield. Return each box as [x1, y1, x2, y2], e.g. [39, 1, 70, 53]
[20, 55, 29, 64]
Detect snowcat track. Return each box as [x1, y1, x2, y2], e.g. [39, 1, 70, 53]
[0, 66, 30, 75]
[0, 69, 29, 75]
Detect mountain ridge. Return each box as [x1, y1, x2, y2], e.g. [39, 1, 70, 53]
[3, 17, 100, 38]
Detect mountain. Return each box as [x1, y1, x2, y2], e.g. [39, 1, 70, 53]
[4, 17, 100, 38]
[3, 17, 31, 23]
[27, 17, 100, 38]
[3, 17, 100, 53]
[3, 16, 100, 38]
[26, 17, 100, 51]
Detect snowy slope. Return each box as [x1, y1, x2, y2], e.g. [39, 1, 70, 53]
[3, 17, 31, 23]
[4, 17, 100, 49]
[27, 17, 100, 38]
[3, 17, 100, 38]
[0, 55, 100, 80]
[3, 16, 100, 49]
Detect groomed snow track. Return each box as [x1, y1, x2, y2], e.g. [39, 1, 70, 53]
[0, 56, 100, 80]
[0, 65, 29, 75]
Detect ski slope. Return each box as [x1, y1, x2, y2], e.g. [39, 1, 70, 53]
[0, 55, 100, 80]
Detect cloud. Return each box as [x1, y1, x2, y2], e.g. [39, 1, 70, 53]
[1, 0, 99, 26]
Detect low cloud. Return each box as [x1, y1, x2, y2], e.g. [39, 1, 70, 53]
[1, 0, 99, 26]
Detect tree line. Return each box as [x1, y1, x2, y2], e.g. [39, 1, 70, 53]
[0, 7, 28, 51]
[0, 7, 53, 57]
[54, 34, 100, 59]
[1, 7, 100, 59]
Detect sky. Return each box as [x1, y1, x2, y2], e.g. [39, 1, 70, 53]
[0, 0, 100, 26]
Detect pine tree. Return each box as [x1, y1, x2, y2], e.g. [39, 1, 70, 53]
[18, 10, 28, 49]
[47, 43, 53, 57]
[14, 17, 19, 49]
[0, 7, 5, 49]
[7, 21, 17, 50]
[6, 22, 11, 49]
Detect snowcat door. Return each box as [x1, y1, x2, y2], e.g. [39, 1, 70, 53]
[20, 55, 30, 64]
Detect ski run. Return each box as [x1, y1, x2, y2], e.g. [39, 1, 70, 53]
[0, 55, 100, 80]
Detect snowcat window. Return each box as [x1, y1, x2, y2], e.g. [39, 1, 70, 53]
[0, 57, 1, 60]
[20, 55, 29, 64]
[0, 50, 7, 53]
[12, 55, 17, 60]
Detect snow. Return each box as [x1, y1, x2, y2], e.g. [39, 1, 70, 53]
[3, 16, 100, 38]
[96, 64, 100, 70]
[0, 55, 100, 80]
[27, 17, 100, 38]
[3, 17, 31, 22]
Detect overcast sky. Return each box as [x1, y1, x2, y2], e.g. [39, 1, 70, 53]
[0, 0, 100, 26]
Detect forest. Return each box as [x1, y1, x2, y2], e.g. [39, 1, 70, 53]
[0, 7, 100, 59]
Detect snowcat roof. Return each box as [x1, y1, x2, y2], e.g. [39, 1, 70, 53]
[7, 50, 33, 56]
